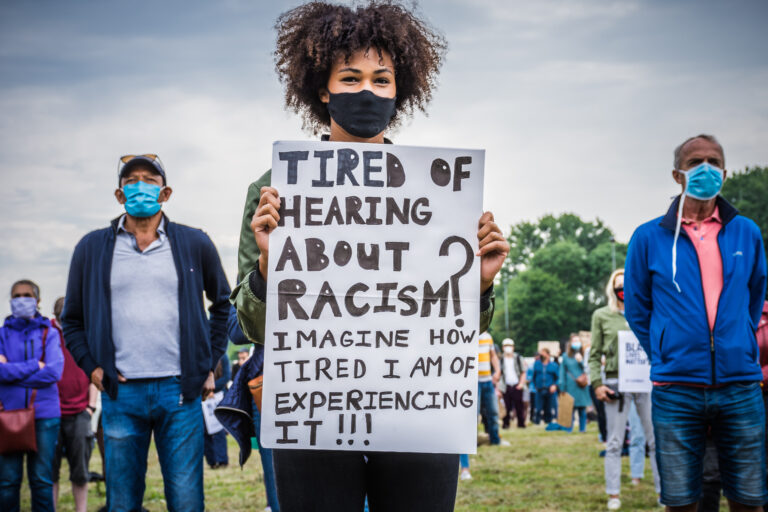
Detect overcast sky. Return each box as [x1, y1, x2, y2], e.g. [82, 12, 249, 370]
[1, 0, 767, 316]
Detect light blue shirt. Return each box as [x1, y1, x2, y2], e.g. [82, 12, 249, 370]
[110, 215, 181, 378]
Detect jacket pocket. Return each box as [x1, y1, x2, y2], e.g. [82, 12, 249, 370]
[747, 318, 758, 363]
[651, 316, 669, 365]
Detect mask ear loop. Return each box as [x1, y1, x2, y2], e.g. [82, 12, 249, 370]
[671, 173, 687, 293]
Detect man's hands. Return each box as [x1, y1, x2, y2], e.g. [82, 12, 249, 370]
[477, 212, 509, 293]
[203, 371, 215, 400]
[0, 354, 7, 363]
[251, 186, 281, 280]
[38, 361, 45, 369]
[549, 384, 557, 394]
[91, 367, 104, 391]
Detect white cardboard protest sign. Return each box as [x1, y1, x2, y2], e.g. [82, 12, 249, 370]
[202, 391, 225, 435]
[618, 330, 652, 393]
[261, 141, 484, 453]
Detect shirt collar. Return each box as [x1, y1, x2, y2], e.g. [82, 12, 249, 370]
[681, 205, 721, 225]
[117, 214, 166, 235]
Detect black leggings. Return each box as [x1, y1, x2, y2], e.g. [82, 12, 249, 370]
[272, 449, 459, 512]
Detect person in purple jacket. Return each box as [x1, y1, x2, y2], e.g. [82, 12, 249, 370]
[0, 279, 64, 512]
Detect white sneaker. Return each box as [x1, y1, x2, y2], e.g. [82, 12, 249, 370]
[607, 497, 621, 510]
[499, 439, 511, 446]
[460, 469, 472, 481]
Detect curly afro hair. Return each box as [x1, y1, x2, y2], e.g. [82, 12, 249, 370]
[274, 1, 447, 134]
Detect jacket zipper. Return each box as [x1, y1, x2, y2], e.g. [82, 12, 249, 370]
[686, 227, 724, 386]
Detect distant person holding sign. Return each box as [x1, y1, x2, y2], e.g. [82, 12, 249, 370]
[230, 2, 508, 511]
[61, 154, 231, 512]
[625, 135, 767, 511]
[589, 269, 660, 510]
[558, 335, 590, 433]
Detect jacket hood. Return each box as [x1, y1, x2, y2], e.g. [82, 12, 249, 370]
[659, 195, 739, 232]
[3, 313, 51, 331]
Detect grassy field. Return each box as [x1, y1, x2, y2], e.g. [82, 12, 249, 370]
[28, 421, 725, 511]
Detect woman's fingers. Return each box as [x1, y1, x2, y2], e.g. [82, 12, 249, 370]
[478, 230, 506, 250]
[477, 220, 500, 241]
[251, 212, 278, 233]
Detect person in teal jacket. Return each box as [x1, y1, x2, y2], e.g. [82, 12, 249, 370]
[558, 335, 590, 433]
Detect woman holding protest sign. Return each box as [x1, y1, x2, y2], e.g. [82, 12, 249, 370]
[230, 2, 508, 510]
[557, 334, 590, 433]
[588, 269, 660, 510]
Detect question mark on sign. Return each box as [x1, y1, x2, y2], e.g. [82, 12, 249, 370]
[439, 236, 474, 327]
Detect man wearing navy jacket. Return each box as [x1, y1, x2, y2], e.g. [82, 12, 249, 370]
[625, 135, 767, 512]
[61, 154, 230, 512]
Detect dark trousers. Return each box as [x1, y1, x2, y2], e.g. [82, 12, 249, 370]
[589, 385, 607, 441]
[502, 386, 526, 428]
[535, 391, 555, 424]
[272, 450, 459, 512]
[697, 436, 721, 512]
[203, 430, 229, 467]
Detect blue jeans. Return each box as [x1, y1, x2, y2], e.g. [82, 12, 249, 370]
[478, 381, 500, 444]
[652, 382, 767, 507]
[0, 417, 60, 512]
[252, 402, 280, 511]
[628, 401, 646, 479]
[459, 454, 470, 469]
[203, 430, 229, 467]
[101, 377, 203, 512]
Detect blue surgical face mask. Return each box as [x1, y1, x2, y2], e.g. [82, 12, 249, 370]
[671, 162, 725, 292]
[571, 342, 582, 351]
[123, 181, 163, 218]
[11, 297, 38, 319]
[679, 162, 724, 200]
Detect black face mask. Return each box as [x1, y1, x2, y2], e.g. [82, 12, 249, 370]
[327, 90, 396, 139]
[614, 287, 625, 301]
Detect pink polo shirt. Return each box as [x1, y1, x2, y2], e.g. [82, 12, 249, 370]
[681, 206, 723, 331]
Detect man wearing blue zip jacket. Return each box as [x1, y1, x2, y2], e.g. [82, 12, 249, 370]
[61, 154, 231, 512]
[625, 135, 767, 512]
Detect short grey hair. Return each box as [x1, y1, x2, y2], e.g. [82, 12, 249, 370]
[673, 134, 724, 169]
[11, 279, 40, 299]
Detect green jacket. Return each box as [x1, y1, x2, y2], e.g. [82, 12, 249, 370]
[588, 305, 630, 388]
[230, 170, 495, 344]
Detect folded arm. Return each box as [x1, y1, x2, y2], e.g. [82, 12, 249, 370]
[17, 328, 64, 388]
